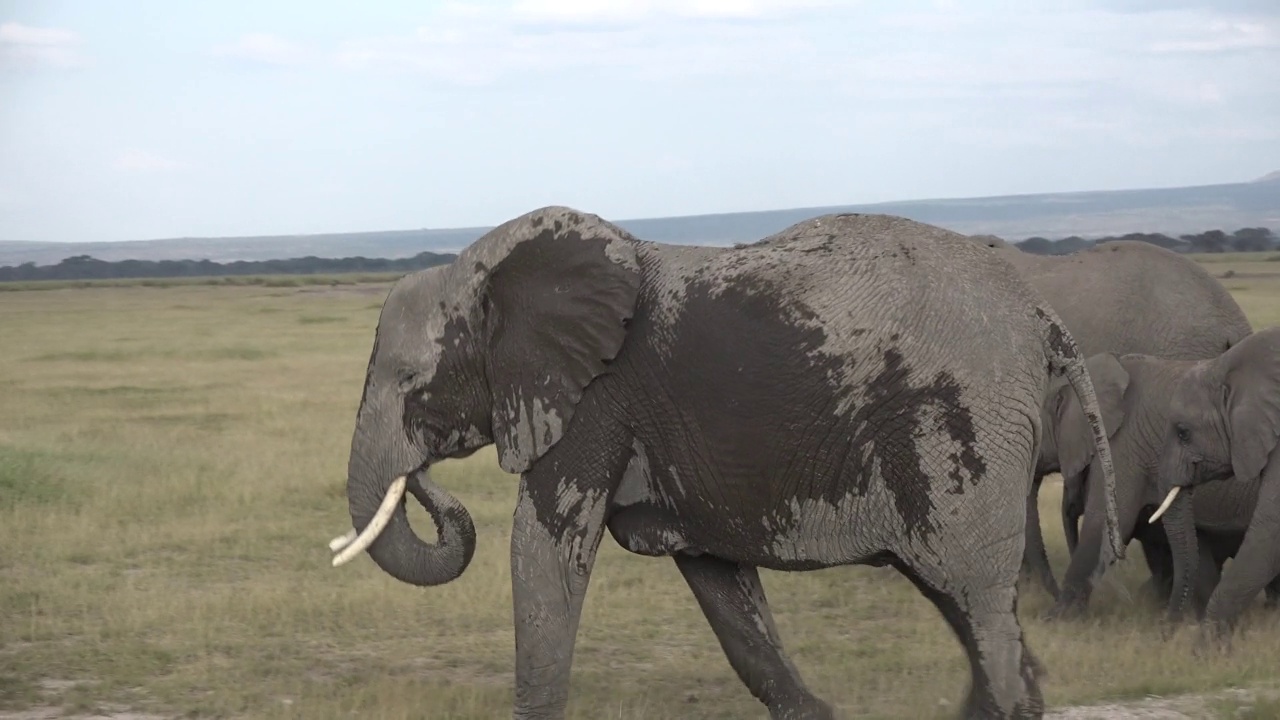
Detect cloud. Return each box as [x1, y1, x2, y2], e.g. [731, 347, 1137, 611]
[115, 149, 182, 173]
[333, 1, 829, 83]
[329, 0, 1279, 143]
[1099, 0, 1280, 15]
[0, 22, 85, 68]
[1147, 18, 1280, 52]
[213, 33, 310, 66]
[507, 0, 833, 25]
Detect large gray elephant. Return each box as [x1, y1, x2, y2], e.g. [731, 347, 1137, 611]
[326, 207, 1124, 719]
[1037, 352, 1280, 618]
[1150, 326, 1280, 646]
[970, 237, 1253, 600]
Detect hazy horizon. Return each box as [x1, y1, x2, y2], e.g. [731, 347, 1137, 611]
[3, 0, 1278, 244]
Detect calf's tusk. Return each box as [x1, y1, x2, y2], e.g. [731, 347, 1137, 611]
[331, 475, 408, 567]
[1148, 486, 1181, 523]
[328, 529, 358, 552]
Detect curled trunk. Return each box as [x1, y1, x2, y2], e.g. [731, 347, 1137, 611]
[346, 465, 477, 586]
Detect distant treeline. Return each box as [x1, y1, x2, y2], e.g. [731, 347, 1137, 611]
[0, 251, 457, 283]
[1, 226, 1277, 282]
[1015, 227, 1276, 255]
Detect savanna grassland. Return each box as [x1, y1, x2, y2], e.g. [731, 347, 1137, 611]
[4, 257, 1280, 719]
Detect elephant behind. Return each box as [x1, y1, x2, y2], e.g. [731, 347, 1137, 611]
[1150, 326, 1280, 645]
[976, 238, 1253, 600]
[327, 207, 1125, 719]
[1038, 352, 1280, 618]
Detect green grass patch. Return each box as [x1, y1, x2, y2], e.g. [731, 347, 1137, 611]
[0, 446, 67, 509]
[0, 272, 404, 292]
[202, 346, 276, 361]
[28, 349, 139, 363]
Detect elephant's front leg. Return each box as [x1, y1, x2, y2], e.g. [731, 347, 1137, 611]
[509, 468, 616, 718]
[1021, 472, 1061, 600]
[675, 553, 834, 720]
[1201, 472, 1280, 645]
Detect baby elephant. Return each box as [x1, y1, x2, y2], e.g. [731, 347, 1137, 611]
[1040, 351, 1280, 619]
[1150, 326, 1280, 643]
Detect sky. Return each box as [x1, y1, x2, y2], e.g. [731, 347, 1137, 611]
[1, 0, 1278, 243]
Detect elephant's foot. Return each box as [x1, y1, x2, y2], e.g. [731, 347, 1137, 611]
[961, 693, 1044, 720]
[1136, 577, 1173, 606]
[1040, 595, 1086, 622]
[768, 695, 836, 720]
[1017, 565, 1061, 602]
[1190, 615, 1237, 657]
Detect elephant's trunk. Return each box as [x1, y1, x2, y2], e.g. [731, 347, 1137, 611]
[1152, 483, 1197, 622]
[331, 439, 477, 586]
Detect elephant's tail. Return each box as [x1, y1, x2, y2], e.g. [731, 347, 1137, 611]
[1035, 306, 1126, 568]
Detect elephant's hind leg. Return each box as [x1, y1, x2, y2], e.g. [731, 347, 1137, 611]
[675, 553, 834, 720]
[893, 555, 1044, 720]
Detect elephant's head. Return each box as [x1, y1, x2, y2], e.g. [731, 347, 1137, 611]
[327, 206, 642, 586]
[1040, 352, 1129, 480]
[1153, 328, 1280, 507]
[1148, 327, 1280, 617]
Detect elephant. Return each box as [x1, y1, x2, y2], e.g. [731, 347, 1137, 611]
[326, 206, 1124, 720]
[967, 237, 1253, 600]
[1035, 352, 1280, 618]
[1149, 325, 1280, 645]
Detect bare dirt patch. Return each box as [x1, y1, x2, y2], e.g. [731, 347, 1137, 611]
[1047, 686, 1280, 719]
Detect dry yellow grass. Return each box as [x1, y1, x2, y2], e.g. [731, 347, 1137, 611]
[3, 258, 1280, 719]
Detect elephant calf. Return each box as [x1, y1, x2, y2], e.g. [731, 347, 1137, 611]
[1149, 326, 1280, 645]
[326, 206, 1125, 719]
[1038, 352, 1280, 619]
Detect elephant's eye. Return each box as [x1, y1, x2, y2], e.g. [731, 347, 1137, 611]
[1175, 425, 1191, 444]
[397, 369, 418, 391]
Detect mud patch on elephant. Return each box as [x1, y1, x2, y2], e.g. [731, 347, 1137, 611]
[1036, 306, 1080, 362]
[841, 349, 986, 538]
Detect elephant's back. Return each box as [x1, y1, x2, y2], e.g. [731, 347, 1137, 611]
[1017, 241, 1252, 359]
[724, 213, 1052, 398]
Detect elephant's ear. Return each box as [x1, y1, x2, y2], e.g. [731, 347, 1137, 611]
[476, 208, 641, 475]
[1057, 353, 1130, 479]
[1219, 332, 1280, 482]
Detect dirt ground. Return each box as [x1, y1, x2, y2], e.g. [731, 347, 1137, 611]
[1044, 686, 1280, 720]
[4, 688, 1276, 720]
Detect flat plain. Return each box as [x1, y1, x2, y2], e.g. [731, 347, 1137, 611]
[4, 254, 1280, 719]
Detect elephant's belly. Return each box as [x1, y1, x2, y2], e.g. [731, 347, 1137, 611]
[607, 502, 698, 557]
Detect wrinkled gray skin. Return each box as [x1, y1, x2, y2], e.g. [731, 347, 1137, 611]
[1038, 352, 1280, 618]
[968, 236, 1253, 601]
[1156, 326, 1280, 646]
[341, 207, 1125, 719]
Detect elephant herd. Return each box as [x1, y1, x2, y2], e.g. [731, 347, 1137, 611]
[325, 206, 1280, 719]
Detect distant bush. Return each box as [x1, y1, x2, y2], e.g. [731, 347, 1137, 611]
[1012, 227, 1277, 256]
[0, 250, 456, 283]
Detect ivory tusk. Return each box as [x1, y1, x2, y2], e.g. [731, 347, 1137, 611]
[1148, 486, 1181, 523]
[328, 529, 358, 552]
[331, 475, 407, 567]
